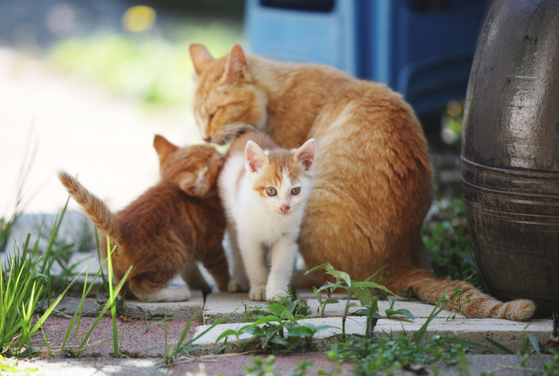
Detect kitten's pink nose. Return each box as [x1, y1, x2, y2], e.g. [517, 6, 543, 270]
[203, 136, 211, 142]
[281, 205, 290, 213]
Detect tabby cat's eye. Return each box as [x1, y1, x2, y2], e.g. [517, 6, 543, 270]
[266, 187, 277, 196]
[208, 112, 216, 121]
[291, 187, 301, 195]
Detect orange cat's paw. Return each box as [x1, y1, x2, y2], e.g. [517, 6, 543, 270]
[228, 276, 250, 293]
[249, 285, 266, 301]
[139, 287, 191, 302]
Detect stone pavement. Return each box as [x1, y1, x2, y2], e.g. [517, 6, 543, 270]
[22, 289, 556, 375]
[57, 290, 555, 354]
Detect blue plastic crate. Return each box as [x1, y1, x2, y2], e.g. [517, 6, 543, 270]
[245, 0, 489, 116]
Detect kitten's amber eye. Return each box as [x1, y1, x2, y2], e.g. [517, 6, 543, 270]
[291, 187, 301, 195]
[266, 187, 277, 196]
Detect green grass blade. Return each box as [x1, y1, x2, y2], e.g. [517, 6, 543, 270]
[485, 337, 515, 354]
[438, 337, 499, 353]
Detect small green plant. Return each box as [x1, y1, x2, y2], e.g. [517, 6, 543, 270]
[215, 290, 328, 354]
[325, 288, 515, 376]
[312, 285, 339, 317]
[241, 302, 266, 323]
[158, 311, 236, 366]
[328, 332, 469, 376]
[305, 263, 394, 337]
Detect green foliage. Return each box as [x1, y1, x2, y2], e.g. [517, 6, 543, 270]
[0, 355, 40, 375]
[306, 263, 395, 337]
[423, 198, 487, 292]
[243, 355, 278, 376]
[541, 349, 559, 376]
[159, 311, 231, 366]
[440, 100, 464, 148]
[328, 333, 468, 376]
[215, 290, 326, 354]
[50, 22, 243, 109]
[241, 302, 266, 323]
[0, 235, 73, 356]
[312, 286, 339, 317]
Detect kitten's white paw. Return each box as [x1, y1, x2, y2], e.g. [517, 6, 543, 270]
[249, 285, 267, 301]
[228, 277, 250, 293]
[266, 289, 289, 302]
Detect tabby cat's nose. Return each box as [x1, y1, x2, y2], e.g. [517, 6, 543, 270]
[203, 136, 211, 142]
[280, 205, 290, 213]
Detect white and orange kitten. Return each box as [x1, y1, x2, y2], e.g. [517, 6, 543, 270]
[219, 131, 316, 301]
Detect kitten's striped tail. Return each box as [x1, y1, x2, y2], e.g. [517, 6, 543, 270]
[58, 171, 122, 244]
[388, 269, 536, 321]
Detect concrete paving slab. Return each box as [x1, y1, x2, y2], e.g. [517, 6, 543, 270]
[202, 291, 462, 324]
[56, 296, 100, 316]
[203, 292, 258, 325]
[305, 297, 463, 319]
[406, 354, 553, 376]
[22, 358, 168, 376]
[191, 316, 553, 355]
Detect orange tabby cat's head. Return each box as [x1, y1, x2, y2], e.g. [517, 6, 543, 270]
[153, 135, 224, 197]
[189, 43, 267, 145]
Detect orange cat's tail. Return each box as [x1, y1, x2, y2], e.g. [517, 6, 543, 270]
[387, 269, 535, 321]
[58, 171, 122, 244]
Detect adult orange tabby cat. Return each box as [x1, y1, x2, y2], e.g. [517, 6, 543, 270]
[189, 44, 535, 320]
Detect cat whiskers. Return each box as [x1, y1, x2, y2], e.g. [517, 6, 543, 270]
[212, 122, 257, 145]
[301, 212, 315, 232]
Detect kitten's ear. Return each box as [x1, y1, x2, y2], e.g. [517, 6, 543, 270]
[178, 172, 199, 195]
[222, 44, 247, 85]
[189, 43, 214, 76]
[178, 167, 209, 196]
[245, 141, 268, 173]
[294, 138, 316, 171]
[153, 135, 179, 163]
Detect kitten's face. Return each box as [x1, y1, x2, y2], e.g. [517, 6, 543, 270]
[153, 135, 223, 197]
[245, 139, 316, 215]
[190, 44, 267, 145]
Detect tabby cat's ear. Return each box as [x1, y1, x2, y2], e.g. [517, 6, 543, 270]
[178, 167, 209, 196]
[153, 135, 179, 164]
[245, 141, 268, 173]
[294, 138, 316, 171]
[222, 44, 247, 85]
[189, 43, 214, 75]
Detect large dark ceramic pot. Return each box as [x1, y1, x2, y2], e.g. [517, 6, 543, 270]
[462, 0, 559, 317]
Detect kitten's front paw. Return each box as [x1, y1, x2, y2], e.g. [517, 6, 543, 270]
[249, 285, 267, 301]
[228, 276, 250, 293]
[266, 289, 289, 302]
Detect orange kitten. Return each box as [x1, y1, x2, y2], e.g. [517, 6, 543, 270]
[188, 43, 535, 320]
[58, 135, 229, 302]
